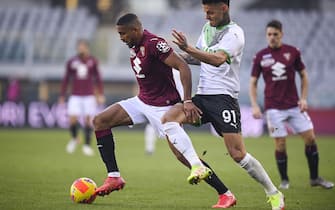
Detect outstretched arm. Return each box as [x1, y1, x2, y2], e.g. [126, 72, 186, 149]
[179, 52, 201, 66]
[172, 30, 228, 67]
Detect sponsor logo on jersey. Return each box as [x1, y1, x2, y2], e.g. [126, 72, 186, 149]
[271, 62, 287, 81]
[71, 60, 80, 69]
[260, 53, 275, 67]
[260, 58, 275, 67]
[156, 41, 170, 53]
[262, 53, 272, 59]
[132, 57, 145, 79]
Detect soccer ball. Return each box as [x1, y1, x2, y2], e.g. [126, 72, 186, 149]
[70, 177, 97, 204]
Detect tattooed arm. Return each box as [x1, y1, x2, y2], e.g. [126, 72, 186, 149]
[179, 52, 201, 65]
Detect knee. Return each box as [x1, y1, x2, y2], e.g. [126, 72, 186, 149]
[305, 137, 316, 146]
[161, 104, 184, 124]
[161, 114, 174, 124]
[92, 114, 106, 130]
[69, 117, 78, 125]
[275, 138, 286, 151]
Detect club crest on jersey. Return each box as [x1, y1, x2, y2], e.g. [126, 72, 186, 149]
[140, 46, 146, 57]
[130, 49, 136, 58]
[283, 52, 291, 61]
[156, 41, 170, 53]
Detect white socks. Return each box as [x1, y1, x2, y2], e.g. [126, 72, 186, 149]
[239, 153, 278, 195]
[163, 122, 202, 167]
[144, 124, 157, 153]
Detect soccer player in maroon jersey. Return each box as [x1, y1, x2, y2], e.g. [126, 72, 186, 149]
[59, 39, 105, 156]
[92, 13, 236, 207]
[250, 20, 334, 190]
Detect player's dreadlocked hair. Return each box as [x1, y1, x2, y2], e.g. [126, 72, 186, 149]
[202, 0, 230, 7]
[116, 13, 140, 26]
[267, 20, 283, 32]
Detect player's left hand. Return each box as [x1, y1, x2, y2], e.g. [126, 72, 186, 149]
[298, 99, 308, 112]
[172, 30, 188, 51]
[183, 102, 202, 123]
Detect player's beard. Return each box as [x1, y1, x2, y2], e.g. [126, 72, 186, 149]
[216, 12, 230, 27]
[126, 40, 135, 48]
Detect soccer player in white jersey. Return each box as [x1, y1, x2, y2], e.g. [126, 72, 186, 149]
[161, 0, 285, 209]
[250, 19, 334, 190]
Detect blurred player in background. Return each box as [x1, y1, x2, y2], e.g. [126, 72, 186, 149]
[162, 0, 285, 209]
[59, 39, 105, 156]
[249, 19, 334, 190]
[93, 13, 235, 208]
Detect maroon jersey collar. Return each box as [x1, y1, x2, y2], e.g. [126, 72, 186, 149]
[268, 44, 284, 51]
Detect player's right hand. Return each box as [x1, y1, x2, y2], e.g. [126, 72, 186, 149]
[172, 29, 189, 51]
[251, 105, 262, 119]
[183, 102, 202, 124]
[298, 99, 308, 112]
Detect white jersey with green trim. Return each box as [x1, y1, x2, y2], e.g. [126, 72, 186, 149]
[195, 21, 245, 98]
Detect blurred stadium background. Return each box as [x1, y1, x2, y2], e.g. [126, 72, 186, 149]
[0, 0, 334, 134]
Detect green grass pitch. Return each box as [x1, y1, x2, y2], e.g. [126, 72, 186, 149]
[0, 129, 334, 210]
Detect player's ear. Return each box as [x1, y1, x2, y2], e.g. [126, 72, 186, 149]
[222, 3, 228, 12]
[133, 25, 141, 33]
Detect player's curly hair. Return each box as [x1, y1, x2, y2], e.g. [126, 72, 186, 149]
[202, 0, 229, 7]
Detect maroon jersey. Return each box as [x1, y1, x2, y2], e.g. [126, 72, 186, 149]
[60, 55, 103, 96]
[130, 30, 180, 106]
[251, 44, 305, 110]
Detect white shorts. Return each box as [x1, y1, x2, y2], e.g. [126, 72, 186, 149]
[118, 96, 172, 138]
[67, 95, 97, 116]
[266, 107, 314, 138]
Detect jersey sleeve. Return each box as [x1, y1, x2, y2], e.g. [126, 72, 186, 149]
[294, 48, 305, 72]
[149, 37, 173, 62]
[251, 53, 262, 78]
